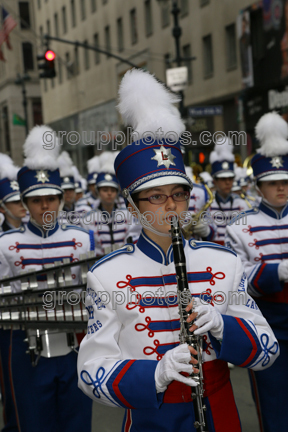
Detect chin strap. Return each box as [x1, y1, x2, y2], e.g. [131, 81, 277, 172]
[123, 189, 171, 238]
[255, 184, 273, 207]
[0, 202, 22, 222]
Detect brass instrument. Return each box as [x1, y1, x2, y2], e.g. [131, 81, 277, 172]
[170, 217, 208, 431]
[183, 181, 214, 240]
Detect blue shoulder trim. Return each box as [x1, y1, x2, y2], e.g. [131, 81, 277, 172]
[188, 239, 237, 257]
[90, 244, 135, 272]
[229, 208, 259, 225]
[61, 224, 90, 234]
[89, 229, 95, 251]
[0, 225, 26, 238]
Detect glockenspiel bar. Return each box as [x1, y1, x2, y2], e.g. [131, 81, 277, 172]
[44, 263, 56, 289]
[27, 269, 38, 290]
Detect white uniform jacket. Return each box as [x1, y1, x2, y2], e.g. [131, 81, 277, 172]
[211, 192, 250, 245]
[226, 201, 288, 341]
[188, 183, 215, 241]
[80, 205, 141, 256]
[78, 231, 278, 430]
[0, 220, 95, 356]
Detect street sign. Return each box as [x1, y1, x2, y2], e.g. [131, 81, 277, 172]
[188, 106, 223, 117]
[166, 66, 188, 92]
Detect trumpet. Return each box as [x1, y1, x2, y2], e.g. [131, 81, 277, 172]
[170, 216, 208, 431]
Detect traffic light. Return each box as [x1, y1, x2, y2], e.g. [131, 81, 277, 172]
[37, 50, 56, 79]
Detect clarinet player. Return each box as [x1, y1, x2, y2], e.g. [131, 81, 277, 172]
[77, 70, 279, 432]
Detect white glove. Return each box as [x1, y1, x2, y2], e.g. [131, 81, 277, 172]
[154, 343, 199, 393]
[192, 220, 210, 238]
[193, 303, 224, 340]
[278, 260, 288, 281]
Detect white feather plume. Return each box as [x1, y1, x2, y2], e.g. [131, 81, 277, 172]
[209, 136, 234, 164]
[199, 171, 213, 183]
[118, 69, 185, 139]
[57, 151, 74, 177]
[99, 152, 114, 168]
[100, 161, 115, 174]
[185, 166, 193, 181]
[0, 153, 20, 180]
[256, 112, 288, 157]
[72, 165, 81, 182]
[23, 125, 60, 170]
[87, 156, 100, 174]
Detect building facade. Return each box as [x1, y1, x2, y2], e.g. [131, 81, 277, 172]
[33, 0, 261, 172]
[0, 0, 42, 165]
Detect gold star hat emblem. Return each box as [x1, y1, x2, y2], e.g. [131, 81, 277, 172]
[270, 156, 284, 169]
[151, 145, 176, 169]
[10, 180, 19, 191]
[35, 170, 50, 183]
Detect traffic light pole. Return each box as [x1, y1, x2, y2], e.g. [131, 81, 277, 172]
[43, 35, 140, 70]
[15, 73, 30, 136]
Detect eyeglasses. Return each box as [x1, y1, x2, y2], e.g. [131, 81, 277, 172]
[137, 191, 190, 205]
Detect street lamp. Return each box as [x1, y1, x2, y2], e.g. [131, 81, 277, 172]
[15, 73, 31, 136]
[157, 0, 195, 118]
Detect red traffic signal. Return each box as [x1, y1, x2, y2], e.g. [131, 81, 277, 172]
[45, 50, 56, 61]
[37, 50, 56, 79]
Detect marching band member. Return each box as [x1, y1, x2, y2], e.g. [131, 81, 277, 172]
[226, 112, 288, 432]
[0, 126, 94, 432]
[0, 154, 26, 232]
[209, 140, 249, 245]
[57, 151, 91, 225]
[77, 69, 279, 432]
[0, 154, 25, 431]
[185, 166, 215, 241]
[81, 161, 141, 255]
[85, 155, 100, 209]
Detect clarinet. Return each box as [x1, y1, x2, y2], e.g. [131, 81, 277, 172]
[170, 216, 208, 432]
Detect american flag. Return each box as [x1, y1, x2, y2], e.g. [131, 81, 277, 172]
[0, 7, 17, 53]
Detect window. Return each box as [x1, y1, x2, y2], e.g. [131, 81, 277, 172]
[62, 6, 67, 34]
[39, 25, 43, 47]
[164, 53, 171, 75]
[22, 42, 34, 71]
[105, 26, 111, 58]
[84, 40, 90, 69]
[91, 0, 96, 13]
[161, 4, 170, 27]
[19, 2, 30, 29]
[183, 44, 192, 83]
[71, 0, 76, 27]
[58, 58, 63, 83]
[32, 100, 43, 126]
[145, 0, 153, 36]
[130, 8, 138, 45]
[81, 0, 86, 20]
[117, 18, 124, 52]
[180, 0, 189, 17]
[225, 23, 237, 70]
[54, 13, 59, 37]
[103, 0, 108, 4]
[3, 106, 11, 155]
[200, 0, 210, 6]
[203, 34, 213, 78]
[37, 0, 41, 9]
[46, 19, 50, 35]
[94, 33, 100, 64]
[66, 52, 72, 79]
[74, 46, 79, 74]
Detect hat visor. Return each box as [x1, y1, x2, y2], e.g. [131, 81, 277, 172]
[213, 172, 235, 179]
[24, 188, 63, 198]
[97, 181, 119, 189]
[61, 184, 75, 190]
[75, 188, 83, 193]
[258, 173, 288, 181]
[4, 194, 21, 203]
[232, 186, 241, 192]
[133, 176, 193, 193]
